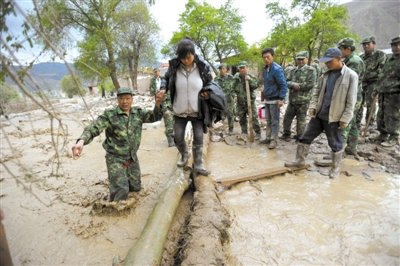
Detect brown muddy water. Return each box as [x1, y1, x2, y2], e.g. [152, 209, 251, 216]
[208, 141, 399, 265]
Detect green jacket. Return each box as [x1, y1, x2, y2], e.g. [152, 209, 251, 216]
[376, 54, 400, 94]
[360, 49, 387, 86]
[343, 52, 365, 102]
[149, 76, 172, 109]
[215, 74, 234, 97]
[286, 64, 317, 104]
[231, 73, 259, 103]
[78, 106, 162, 159]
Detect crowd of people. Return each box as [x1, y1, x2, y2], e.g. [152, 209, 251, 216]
[71, 36, 399, 201]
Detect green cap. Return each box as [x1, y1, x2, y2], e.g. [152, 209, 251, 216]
[390, 35, 400, 45]
[295, 51, 309, 59]
[238, 61, 247, 68]
[338, 37, 355, 48]
[117, 87, 133, 96]
[361, 36, 375, 44]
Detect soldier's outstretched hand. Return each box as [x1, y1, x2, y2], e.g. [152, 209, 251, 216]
[72, 140, 84, 159]
[155, 90, 166, 106]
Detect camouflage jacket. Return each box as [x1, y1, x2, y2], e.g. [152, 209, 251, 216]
[360, 49, 387, 86]
[231, 73, 259, 103]
[376, 54, 400, 94]
[78, 106, 162, 159]
[286, 65, 317, 104]
[149, 76, 172, 109]
[343, 53, 365, 102]
[310, 62, 322, 80]
[215, 74, 234, 97]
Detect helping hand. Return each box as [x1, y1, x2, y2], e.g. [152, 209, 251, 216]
[308, 108, 316, 116]
[71, 140, 84, 159]
[155, 90, 166, 106]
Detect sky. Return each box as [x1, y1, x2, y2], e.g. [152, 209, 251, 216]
[7, 0, 351, 64]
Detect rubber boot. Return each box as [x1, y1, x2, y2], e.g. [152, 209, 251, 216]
[268, 135, 278, 149]
[166, 135, 175, 147]
[260, 126, 272, 144]
[329, 150, 344, 179]
[176, 141, 189, 167]
[192, 145, 209, 176]
[284, 143, 310, 167]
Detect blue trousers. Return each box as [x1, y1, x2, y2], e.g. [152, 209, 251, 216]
[265, 103, 280, 138]
[299, 117, 344, 152]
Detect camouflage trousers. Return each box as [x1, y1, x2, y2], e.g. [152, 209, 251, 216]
[105, 153, 141, 202]
[225, 96, 236, 132]
[237, 100, 261, 134]
[342, 101, 362, 151]
[283, 102, 309, 138]
[377, 92, 400, 137]
[162, 107, 174, 137]
[356, 82, 377, 127]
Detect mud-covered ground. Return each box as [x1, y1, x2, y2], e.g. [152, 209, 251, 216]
[1, 94, 399, 265]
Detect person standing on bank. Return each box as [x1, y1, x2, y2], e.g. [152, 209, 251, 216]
[373, 35, 400, 147]
[231, 61, 262, 140]
[282, 51, 317, 142]
[359, 36, 387, 130]
[285, 48, 358, 179]
[338, 38, 365, 156]
[71, 87, 165, 201]
[149, 67, 175, 147]
[215, 63, 235, 134]
[260, 48, 288, 149]
[160, 38, 213, 176]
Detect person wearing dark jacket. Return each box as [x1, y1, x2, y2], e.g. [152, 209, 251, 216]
[160, 38, 216, 176]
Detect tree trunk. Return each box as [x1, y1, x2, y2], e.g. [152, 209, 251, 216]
[105, 39, 120, 90]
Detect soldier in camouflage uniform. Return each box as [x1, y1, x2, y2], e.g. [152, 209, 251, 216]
[215, 63, 235, 133]
[338, 38, 365, 155]
[231, 61, 261, 139]
[149, 68, 175, 147]
[72, 87, 164, 202]
[282, 51, 317, 141]
[311, 59, 322, 81]
[373, 36, 400, 147]
[358, 36, 387, 129]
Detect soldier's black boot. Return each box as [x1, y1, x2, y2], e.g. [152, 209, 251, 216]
[193, 145, 209, 176]
[176, 141, 189, 167]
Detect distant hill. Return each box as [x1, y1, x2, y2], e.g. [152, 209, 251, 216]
[344, 0, 400, 50]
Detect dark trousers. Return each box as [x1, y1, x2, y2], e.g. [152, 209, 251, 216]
[174, 116, 204, 146]
[299, 117, 344, 152]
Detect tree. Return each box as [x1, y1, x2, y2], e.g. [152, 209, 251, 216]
[263, 0, 356, 65]
[61, 74, 85, 98]
[31, 0, 130, 90]
[116, 0, 159, 88]
[163, 0, 247, 71]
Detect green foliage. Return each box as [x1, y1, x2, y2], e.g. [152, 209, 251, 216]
[263, 0, 357, 65]
[0, 83, 20, 104]
[60, 74, 85, 98]
[167, 0, 247, 69]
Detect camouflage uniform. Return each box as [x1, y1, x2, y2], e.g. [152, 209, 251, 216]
[149, 76, 174, 139]
[358, 38, 387, 126]
[310, 61, 322, 81]
[231, 72, 261, 135]
[339, 38, 365, 154]
[215, 73, 235, 132]
[283, 54, 317, 139]
[78, 105, 162, 201]
[375, 36, 400, 145]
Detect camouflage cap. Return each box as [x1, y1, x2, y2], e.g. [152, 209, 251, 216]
[319, 47, 342, 63]
[153, 67, 160, 72]
[295, 51, 309, 59]
[238, 61, 247, 68]
[361, 36, 375, 44]
[117, 87, 133, 96]
[390, 35, 400, 45]
[338, 37, 355, 48]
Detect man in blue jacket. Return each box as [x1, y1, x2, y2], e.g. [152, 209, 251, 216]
[260, 48, 288, 149]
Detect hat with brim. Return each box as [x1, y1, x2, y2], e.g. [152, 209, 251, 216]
[390, 35, 400, 45]
[319, 47, 342, 63]
[295, 51, 309, 59]
[117, 87, 133, 96]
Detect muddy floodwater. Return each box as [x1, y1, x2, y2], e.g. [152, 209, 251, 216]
[208, 142, 400, 265]
[1, 96, 399, 265]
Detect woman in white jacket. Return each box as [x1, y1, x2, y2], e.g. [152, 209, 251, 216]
[285, 47, 358, 179]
